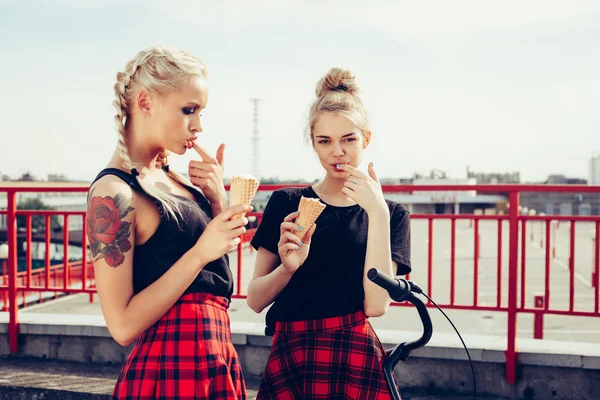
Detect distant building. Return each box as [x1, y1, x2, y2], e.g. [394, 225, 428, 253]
[545, 174, 586, 185]
[47, 174, 70, 182]
[520, 192, 598, 216]
[467, 170, 520, 184]
[379, 170, 506, 214]
[398, 176, 505, 214]
[520, 174, 597, 216]
[590, 154, 600, 185]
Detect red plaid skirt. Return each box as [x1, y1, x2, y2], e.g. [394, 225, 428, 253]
[257, 311, 397, 400]
[112, 293, 246, 399]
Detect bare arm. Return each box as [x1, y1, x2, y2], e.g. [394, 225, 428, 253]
[246, 249, 294, 313]
[362, 210, 398, 317]
[88, 178, 250, 346]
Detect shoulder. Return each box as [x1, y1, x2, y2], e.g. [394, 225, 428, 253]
[87, 175, 136, 221]
[89, 167, 139, 199]
[268, 187, 310, 204]
[261, 187, 311, 218]
[385, 199, 410, 216]
[89, 174, 134, 199]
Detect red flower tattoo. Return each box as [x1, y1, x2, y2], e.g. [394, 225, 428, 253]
[86, 190, 134, 268]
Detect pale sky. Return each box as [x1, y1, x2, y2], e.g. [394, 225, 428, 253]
[1, 0, 599, 183]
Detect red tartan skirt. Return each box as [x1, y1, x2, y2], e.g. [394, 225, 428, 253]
[112, 293, 246, 400]
[257, 311, 398, 400]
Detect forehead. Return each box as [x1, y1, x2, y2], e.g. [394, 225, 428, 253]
[312, 112, 359, 137]
[169, 77, 208, 106]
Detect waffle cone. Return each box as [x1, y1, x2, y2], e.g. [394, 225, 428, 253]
[286, 196, 326, 256]
[229, 176, 260, 219]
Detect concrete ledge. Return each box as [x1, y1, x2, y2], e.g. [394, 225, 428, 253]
[0, 356, 262, 400]
[1, 313, 600, 399]
[3, 312, 600, 370]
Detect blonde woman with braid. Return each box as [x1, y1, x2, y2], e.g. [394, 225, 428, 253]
[86, 45, 249, 399]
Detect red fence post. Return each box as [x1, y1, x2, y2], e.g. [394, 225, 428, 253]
[552, 222, 557, 259]
[1, 256, 7, 312]
[533, 293, 544, 339]
[595, 223, 600, 313]
[592, 234, 597, 290]
[237, 240, 243, 296]
[63, 215, 70, 290]
[506, 191, 520, 384]
[473, 220, 480, 306]
[7, 191, 20, 354]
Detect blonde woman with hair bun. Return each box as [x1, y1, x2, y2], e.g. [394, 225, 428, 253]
[86, 45, 249, 399]
[248, 67, 412, 399]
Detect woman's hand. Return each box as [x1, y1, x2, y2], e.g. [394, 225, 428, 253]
[194, 204, 253, 265]
[338, 163, 388, 217]
[277, 211, 317, 274]
[189, 143, 227, 211]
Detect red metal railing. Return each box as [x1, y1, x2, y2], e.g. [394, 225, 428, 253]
[0, 259, 94, 311]
[1, 182, 600, 385]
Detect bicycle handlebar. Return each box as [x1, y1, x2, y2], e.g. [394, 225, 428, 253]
[367, 268, 433, 353]
[367, 268, 433, 400]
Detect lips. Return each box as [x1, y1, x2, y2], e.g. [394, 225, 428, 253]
[330, 162, 348, 172]
[186, 136, 198, 149]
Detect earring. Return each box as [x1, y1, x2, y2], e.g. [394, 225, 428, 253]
[157, 149, 169, 169]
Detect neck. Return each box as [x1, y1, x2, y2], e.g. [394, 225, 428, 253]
[320, 173, 346, 193]
[116, 119, 162, 172]
[314, 173, 356, 206]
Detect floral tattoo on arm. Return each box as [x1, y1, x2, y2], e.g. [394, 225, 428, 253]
[86, 188, 135, 267]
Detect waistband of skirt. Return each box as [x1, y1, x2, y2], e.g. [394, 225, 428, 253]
[176, 292, 230, 311]
[274, 310, 367, 334]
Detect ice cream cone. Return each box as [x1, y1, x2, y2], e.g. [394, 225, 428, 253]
[286, 196, 326, 256]
[229, 176, 260, 219]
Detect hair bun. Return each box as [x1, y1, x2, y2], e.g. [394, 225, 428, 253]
[315, 67, 359, 98]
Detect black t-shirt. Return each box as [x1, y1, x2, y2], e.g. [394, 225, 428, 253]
[250, 186, 411, 331]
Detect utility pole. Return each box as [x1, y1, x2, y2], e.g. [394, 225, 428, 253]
[251, 98, 260, 179]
